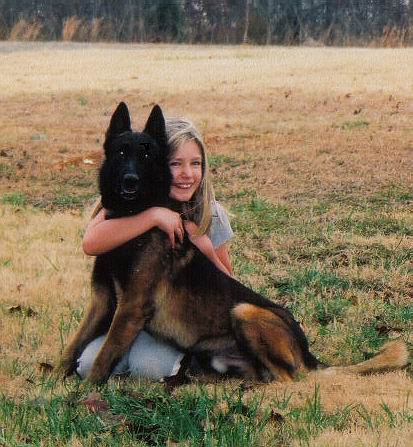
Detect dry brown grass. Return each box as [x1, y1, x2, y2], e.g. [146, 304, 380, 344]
[90, 18, 116, 42]
[0, 43, 411, 444]
[9, 19, 48, 41]
[378, 25, 413, 48]
[1, 44, 412, 98]
[0, 44, 411, 206]
[294, 423, 413, 447]
[62, 16, 90, 42]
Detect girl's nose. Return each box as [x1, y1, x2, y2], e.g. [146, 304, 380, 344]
[181, 163, 192, 177]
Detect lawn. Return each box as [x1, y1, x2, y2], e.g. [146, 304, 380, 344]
[0, 42, 412, 446]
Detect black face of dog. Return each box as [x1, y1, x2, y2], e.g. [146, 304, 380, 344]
[99, 102, 171, 216]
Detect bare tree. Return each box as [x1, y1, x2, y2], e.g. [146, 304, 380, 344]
[266, 0, 274, 44]
[1, 0, 412, 45]
[243, 0, 251, 43]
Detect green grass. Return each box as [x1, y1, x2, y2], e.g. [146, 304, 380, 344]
[208, 154, 246, 170]
[2, 192, 27, 206]
[339, 120, 370, 130]
[0, 383, 273, 446]
[1, 382, 411, 446]
[31, 192, 96, 211]
[231, 197, 293, 238]
[337, 214, 412, 237]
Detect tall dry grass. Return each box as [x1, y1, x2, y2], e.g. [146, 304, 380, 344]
[378, 24, 412, 47]
[62, 16, 90, 42]
[90, 18, 116, 42]
[9, 18, 48, 41]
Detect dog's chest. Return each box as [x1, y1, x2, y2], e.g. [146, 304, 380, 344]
[146, 280, 199, 349]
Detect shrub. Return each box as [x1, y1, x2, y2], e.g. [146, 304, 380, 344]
[90, 18, 116, 42]
[9, 18, 48, 41]
[62, 16, 90, 41]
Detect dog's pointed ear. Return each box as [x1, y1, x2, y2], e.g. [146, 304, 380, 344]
[106, 102, 131, 139]
[143, 105, 167, 149]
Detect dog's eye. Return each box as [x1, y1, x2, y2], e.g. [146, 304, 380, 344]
[119, 151, 124, 156]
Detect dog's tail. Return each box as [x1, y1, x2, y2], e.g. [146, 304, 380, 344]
[320, 340, 409, 376]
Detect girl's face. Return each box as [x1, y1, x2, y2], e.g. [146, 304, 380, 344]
[168, 139, 203, 202]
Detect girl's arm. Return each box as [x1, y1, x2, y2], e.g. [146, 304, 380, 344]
[215, 244, 233, 276]
[183, 221, 233, 276]
[83, 207, 185, 256]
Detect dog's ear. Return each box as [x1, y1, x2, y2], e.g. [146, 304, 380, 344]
[106, 102, 132, 139]
[143, 105, 167, 149]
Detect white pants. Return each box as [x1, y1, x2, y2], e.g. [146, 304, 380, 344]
[76, 331, 185, 380]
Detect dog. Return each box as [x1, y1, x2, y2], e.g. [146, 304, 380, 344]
[60, 102, 409, 384]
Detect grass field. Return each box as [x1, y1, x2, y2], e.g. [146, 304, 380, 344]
[0, 42, 412, 446]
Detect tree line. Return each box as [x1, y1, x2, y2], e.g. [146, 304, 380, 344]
[0, 0, 411, 46]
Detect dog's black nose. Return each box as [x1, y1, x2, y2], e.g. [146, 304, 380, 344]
[122, 174, 139, 192]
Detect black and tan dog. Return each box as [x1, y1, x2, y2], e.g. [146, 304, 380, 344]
[60, 103, 409, 384]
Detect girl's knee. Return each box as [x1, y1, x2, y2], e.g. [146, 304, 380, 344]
[76, 335, 129, 379]
[76, 335, 106, 379]
[128, 331, 184, 379]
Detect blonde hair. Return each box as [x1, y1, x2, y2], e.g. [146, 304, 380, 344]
[165, 117, 214, 235]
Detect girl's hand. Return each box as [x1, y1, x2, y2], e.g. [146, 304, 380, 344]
[150, 207, 184, 248]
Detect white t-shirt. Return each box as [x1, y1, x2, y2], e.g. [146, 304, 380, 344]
[207, 201, 234, 248]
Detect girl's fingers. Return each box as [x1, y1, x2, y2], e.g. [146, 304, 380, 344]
[169, 231, 175, 249]
[175, 226, 183, 243]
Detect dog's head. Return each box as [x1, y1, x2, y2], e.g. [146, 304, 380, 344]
[99, 102, 171, 216]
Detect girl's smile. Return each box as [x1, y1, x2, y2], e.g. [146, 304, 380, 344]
[168, 140, 202, 202]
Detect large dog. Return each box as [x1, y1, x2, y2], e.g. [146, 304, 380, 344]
[60, 103, 409, 384]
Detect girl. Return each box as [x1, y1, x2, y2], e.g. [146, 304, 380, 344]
[76, 116, 235, 380]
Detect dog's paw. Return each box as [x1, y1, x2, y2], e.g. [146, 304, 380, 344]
[87, 366, 110, 385]
[58, 357, 78, 378]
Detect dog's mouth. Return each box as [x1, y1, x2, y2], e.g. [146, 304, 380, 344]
[120, 188, 138, 201]
[120, 174, 139, 201]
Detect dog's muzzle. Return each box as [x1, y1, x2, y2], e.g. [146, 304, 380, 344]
[121, 174, 139, 200]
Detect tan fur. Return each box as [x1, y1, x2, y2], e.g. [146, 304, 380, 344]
[149, 284, 200, 349]
[60, 283, 115, 376]
[232, 303, 307, 381]
[322, 340, 409, 376]
[232, 304, 409, 381]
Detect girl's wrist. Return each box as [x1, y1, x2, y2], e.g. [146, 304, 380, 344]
[142, 207, 160, 229]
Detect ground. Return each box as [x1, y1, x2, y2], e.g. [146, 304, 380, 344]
[0, 42, 412, 446]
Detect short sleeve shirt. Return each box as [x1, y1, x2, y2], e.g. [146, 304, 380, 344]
[207, 201, 234, 248]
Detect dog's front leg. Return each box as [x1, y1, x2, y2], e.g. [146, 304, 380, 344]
[60, 281, 115, 377]
[87, 299, 147, 384]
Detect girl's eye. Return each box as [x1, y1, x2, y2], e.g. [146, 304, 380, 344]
[169, 161, 180, 167]
[192, 161, 202, 166]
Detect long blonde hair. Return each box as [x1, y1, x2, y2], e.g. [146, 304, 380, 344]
[165, 117, 214, 235]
